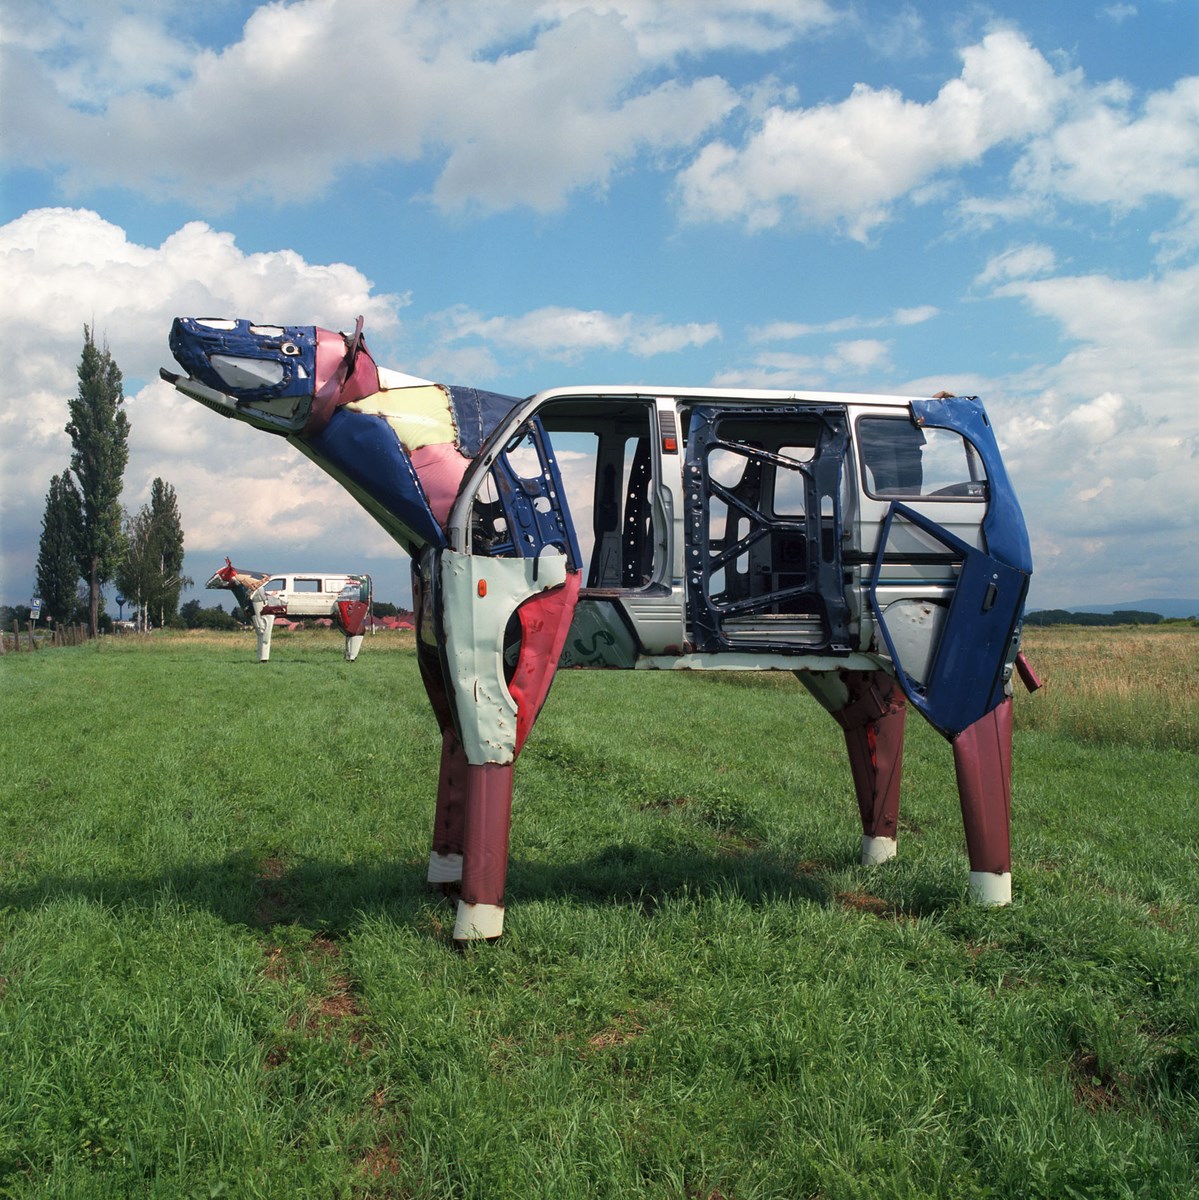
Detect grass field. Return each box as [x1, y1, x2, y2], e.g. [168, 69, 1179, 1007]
[1, 625, 1196, 1198]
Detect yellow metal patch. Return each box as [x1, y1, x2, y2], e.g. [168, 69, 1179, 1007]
[345, 383, 455, 451]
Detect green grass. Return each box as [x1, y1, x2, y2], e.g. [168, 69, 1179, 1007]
[1, 627, 1196, 1198]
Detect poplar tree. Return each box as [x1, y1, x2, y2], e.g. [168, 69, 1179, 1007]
[34, 471, 83, 625]
[148, 477, 189, 628]
[66, 328, 129, 636]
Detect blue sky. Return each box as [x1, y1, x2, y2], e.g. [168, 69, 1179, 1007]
[2, 0, 1197, 612]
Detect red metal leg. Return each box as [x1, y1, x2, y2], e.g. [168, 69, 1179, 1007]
[429, 729, 467, 872]
[952, 697, 1014, 904]
[417, 641, 466, 884]
[830, 669, 907, 852]
[454, 763, 515, 942]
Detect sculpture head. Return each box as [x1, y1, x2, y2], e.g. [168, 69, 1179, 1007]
[163, 315, 528, 557]
[166, 316, 382, 437]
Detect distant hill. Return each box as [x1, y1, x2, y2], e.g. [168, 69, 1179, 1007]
[1057, 599, 1199, 620]
[1026, 598, 1199, 626]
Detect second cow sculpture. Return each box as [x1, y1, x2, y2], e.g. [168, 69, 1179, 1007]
[207, 560, 372, 661]
[163, 315, 1037, 945]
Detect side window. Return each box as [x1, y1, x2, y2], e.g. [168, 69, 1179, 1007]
[263, 578, 285, 594]
[858, 417, 987, 500]
[292, 578, 321, 593]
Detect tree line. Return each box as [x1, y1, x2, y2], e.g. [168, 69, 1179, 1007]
[1024, 609, 1181, 627]
[32, 329, 191, 636]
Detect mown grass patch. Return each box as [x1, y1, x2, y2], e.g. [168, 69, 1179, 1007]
[1, 628, 1196, 1198]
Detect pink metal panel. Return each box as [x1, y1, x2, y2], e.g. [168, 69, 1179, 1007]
[509, 572, 582, 756]
[410, 441, 470, 527]
[307, 323, 382, 435]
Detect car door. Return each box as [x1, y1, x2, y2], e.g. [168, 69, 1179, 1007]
[682, 404, 854, 655]
[861, 396, 1032, 735]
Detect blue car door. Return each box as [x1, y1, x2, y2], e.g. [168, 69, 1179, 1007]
[867, 396, 1032, 736]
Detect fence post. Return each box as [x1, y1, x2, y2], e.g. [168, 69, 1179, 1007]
[26, 622, 38, 651]
[12, 620, 20, 651]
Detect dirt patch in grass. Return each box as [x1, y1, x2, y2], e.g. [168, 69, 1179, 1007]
[837, 890, 892, 917]
[261, 932, 372, 1073]
[964, 940, 999, 960]
[640, 795, 688, 812]
[254, 855, 292, 928]
[1071, 1051, 1129, 1112]
[586, 1016, 648, 1052]
[263, 1044, 290, 1068]
[316, 977, 362, 1023]
[262, 947, 290, 981]
[358, 1135, 403, 1179]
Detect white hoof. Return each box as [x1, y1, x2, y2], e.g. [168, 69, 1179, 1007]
[453, 901, 504, 942]
[344, 634, 363, 661]
[968, 871, 1012, 906]
[861, 835, 898, 866]
[427, 851, 463, 884]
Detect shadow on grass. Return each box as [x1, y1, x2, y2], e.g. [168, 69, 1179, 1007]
[0, 842, 920, 937]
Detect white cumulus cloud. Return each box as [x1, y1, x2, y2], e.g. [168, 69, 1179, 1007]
[1011, 75, 1199, 251]
[980, 259, 1199, 595]
[1, 0, 819, 214]
[435, 303, 721, 361]
[750, 304, 938, 342]
[677, 29, 1071, 238]
[974, 243, 1057, 286]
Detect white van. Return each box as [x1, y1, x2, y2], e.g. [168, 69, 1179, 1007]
[259, 572, 372, 617]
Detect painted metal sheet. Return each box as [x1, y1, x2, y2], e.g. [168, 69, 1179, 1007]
[303, 409, 446, 551]
[870, 502, 1028, 735]
[437, 550, 574, 764]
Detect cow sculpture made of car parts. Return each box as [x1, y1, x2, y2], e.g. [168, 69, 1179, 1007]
[163, 316, 1038, 945]
[205, 559, 372, 661]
